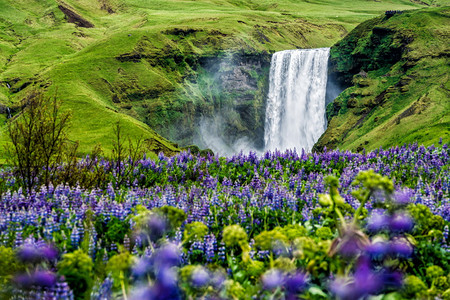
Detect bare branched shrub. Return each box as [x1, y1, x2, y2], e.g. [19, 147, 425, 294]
[6, 92, 72, 194]
[111, 121, 145, 187]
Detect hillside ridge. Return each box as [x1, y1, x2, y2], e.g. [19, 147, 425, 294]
[0, 0, 446, 158]
[314, 6, 450, 152]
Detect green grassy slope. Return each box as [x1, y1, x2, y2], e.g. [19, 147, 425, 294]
[0, 0, 444, 157]
[314, 6, 450, 152]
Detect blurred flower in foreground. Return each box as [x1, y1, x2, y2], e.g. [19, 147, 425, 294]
[365, 237, 389, 260]
[211, 270, 226, 289]
[367, 210, 389, 233]
[285, 271, 309, 296]
[33, 270, 57, 287]
[390, 237, 414, 258]
[129, 284, 153, 300]
[329, 225, 370, 258]
[330, 257, 383, 300]
[389, 213, 414, 233]
[14, 270, 57, 289]
[132, 256, 152, 279]
[262, 269, 284, 290]
[129, 242, 182, 300]
[147, 214, 169, 242]
[393, 189, 412, 206]
[13, 273, 34, 289]
[191, 266, 210, 288]
[17, 241, 58, 264]
[328, 170, 413, 299]
[152, 242, 180, 270]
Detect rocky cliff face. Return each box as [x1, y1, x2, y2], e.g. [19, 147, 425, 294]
[108, 36, 272, 153]
[314, 7, 450, 152]
[147, 51, 271, 153]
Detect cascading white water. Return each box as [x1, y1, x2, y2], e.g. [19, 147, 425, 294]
[264, 48, 330, 152]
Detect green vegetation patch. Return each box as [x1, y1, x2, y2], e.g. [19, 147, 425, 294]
[315, 7, 450, 152]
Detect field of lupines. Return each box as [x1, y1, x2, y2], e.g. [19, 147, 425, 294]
[0, 142, 449, 299]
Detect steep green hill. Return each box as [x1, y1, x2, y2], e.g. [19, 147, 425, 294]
[0, 0, 445, 157]
[314, 6, 450, 152]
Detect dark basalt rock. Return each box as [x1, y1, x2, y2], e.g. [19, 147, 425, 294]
[58, 5, 94, 28]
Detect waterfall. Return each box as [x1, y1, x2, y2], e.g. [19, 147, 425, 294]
[264, 48, 330, 153]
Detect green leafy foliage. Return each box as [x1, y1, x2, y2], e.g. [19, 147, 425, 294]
[183, 222, 208, 243]
[106, 252, 133, 291]
[254, 229, 288, 251]
[57, 250, 94, 300]
[94, 216, 130, 250]
[0, 247, 22, 297]
[223, 279, 245, 300]
[152, 206, 187, 231]
[402, 275, 428, 298]
[409, 204, 445, 235]
[316, 227, 334, 240]
[280, 224, 308, 240]
[223, 225, 248, 248]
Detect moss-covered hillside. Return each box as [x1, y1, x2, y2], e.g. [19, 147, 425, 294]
[0, 0, 440, 158]
[314, 7, 450, 152]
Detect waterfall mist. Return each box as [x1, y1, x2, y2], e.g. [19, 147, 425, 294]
[264, 48, 330, 153]
[194, 115, 257, 157]
[190, 53, 269, 156]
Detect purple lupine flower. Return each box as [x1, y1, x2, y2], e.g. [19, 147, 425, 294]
[367, 211, 389, 233]
[380, 269, 403, 289]
[353, 257, 383, 295]
[132, 256, 153, 279]
[191, 267, 210, 288]
[217, 242, 226, 261]
[14, 273, 34, 289]
[330, 225, 370, 258]
[71, 226, 80, 248]
[33, 270, 57, 287]
[365, 240, 389, 260]
[285, 272, 308, 295]
[39, 243, 58, 261]
[14, 228, 23, 248]
[153, 243, 180, 269]
[261, 269, 284, 290]
[389, 238, 413, 258]
[389, 213, 414, 233]
[147, 214, 168, 242]
[211, 270, 226, 289]
[204, 234, 217, 263]
[124, 234, 130, 252]
[330, 260, 383, 300]
[110, 243, 118, 253]
[92, 276, 112, 300]
[394, 189, 412, 205]
[156, 266, 178, 288]
[17, 243, 41, 264]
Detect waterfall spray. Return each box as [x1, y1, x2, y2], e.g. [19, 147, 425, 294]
[264, 48, 330, 153]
